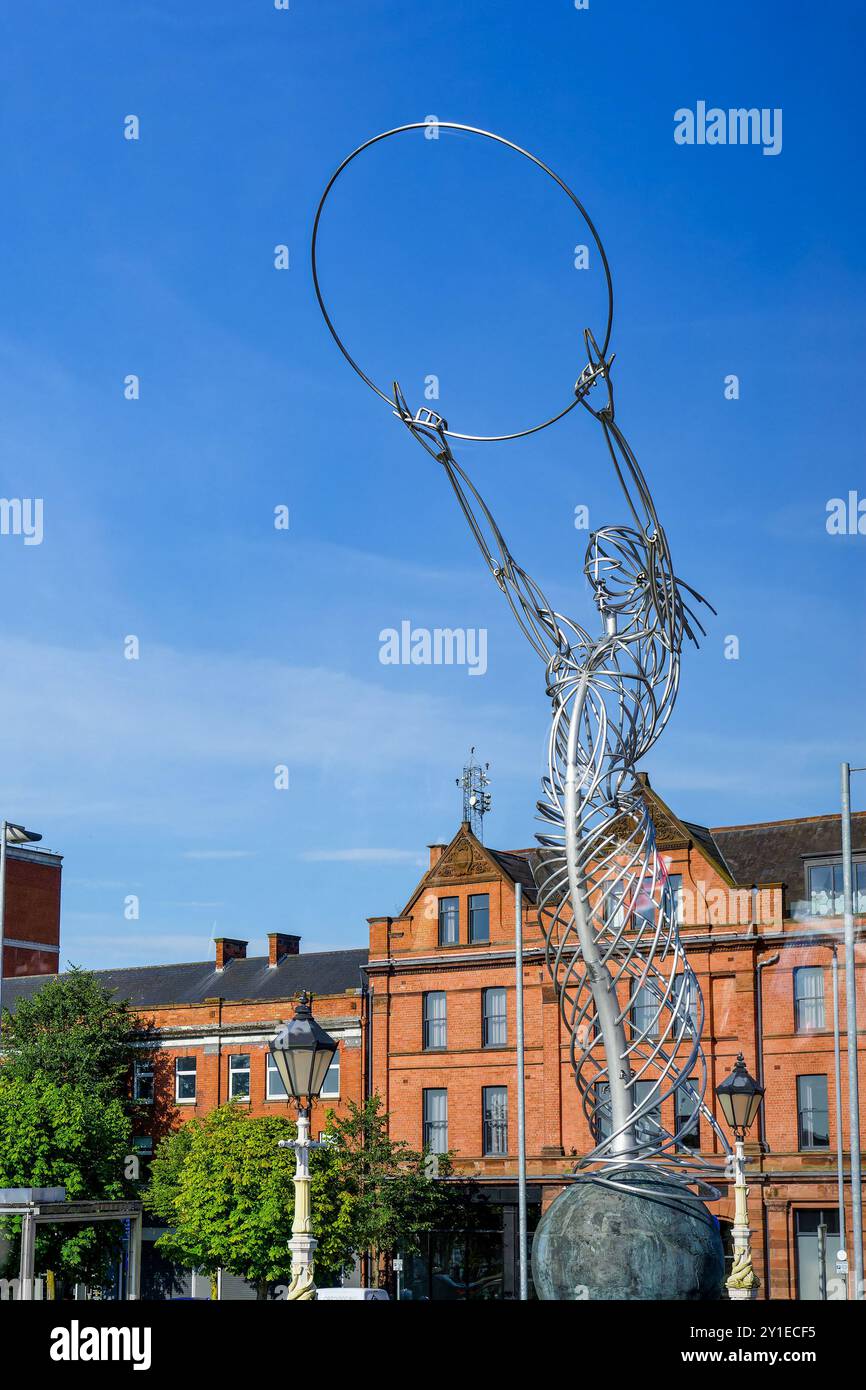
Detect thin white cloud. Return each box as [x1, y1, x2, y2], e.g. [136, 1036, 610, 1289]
[0, 636, 534, 832]
[300, 848, 425, 864]
[161, 901, 225, 909]
[181, 850, 257, 861]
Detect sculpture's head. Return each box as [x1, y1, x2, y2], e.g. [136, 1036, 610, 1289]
[584, 526, 712, 648]
[584, 526, 651, 619]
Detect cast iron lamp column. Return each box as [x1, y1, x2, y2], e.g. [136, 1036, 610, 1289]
[270, 992, 338, 1301]
[716, 1053, 765, 1301]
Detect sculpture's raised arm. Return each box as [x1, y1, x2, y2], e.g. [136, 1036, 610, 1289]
[392, 384, 587, 668]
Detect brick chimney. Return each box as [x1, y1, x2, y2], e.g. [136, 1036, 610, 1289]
[214, 937, 247, 971]
[268, 932, 301, 967]
[428, 843, 447, 870]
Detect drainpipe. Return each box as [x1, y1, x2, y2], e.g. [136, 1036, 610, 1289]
[830, 944, 846, 1280]
[360, 970, 373, 1101]
[359, 969, 373, 1289]
[755, 952, 779, 1148]
[756, 951, 779, 1299]
[216, 997, 223, 1108]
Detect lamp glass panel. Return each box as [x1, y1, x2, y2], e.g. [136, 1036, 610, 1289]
[270, 1047, 295, 1098]
[743, 1089, 763, 1130]
[309, 1045, 336, 1099]
[286, 1047, 317, 1100]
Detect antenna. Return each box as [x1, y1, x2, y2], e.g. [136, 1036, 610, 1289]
[456, 747, 492, 841]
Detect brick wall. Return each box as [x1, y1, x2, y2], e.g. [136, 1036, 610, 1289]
[366, 822, 866, 1299]
[1, 849, 62, 978]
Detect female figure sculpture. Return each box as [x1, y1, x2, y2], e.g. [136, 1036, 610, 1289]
[311, 126, 730, 1247]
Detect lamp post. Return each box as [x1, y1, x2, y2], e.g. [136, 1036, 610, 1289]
[270, 992, 338, 1301]
[0, 821, 43, 1040]
[716, 1053, 765, 1301]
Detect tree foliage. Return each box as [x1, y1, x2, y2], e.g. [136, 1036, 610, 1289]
[1, 967, 142, 1099]
[145, 1105, 296, 1297]
[0, 1073, 131, 1283]
[145, 1095, 457, 1294]
[311, 1095, 457, 1280]
[0, 968, 144, 1288]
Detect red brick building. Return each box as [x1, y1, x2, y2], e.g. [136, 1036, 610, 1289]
[5, 931, 365, 1299]
[364, 777, 866, 1301]
[1, 840, 62, 978]
[5, 778, 866, 1300]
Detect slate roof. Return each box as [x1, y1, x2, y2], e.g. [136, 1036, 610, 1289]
[711, 812, 866, 917]
[7, 808, 865, 1011]
[486, 848, 538, 899]
[2, 947, 369, 1014]
[681, 819, 734, 881]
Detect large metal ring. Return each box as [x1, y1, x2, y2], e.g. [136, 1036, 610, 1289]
[311, 122, 615, 444]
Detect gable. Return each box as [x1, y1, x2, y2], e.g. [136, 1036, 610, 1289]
[399, 824, 512, 918]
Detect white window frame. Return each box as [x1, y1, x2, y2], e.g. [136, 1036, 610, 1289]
[228, 1053, 251, 1100]
[175, 1055, 197, 1104]
[266, 1053, 288, 1101]
[320, 1053, 340, 1099]
[807, 858, 866, 918]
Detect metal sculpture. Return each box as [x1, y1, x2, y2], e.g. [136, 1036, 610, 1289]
[312, 122, 731, 1188]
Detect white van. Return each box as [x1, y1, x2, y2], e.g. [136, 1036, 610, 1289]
[316, 1287, 390, 1301]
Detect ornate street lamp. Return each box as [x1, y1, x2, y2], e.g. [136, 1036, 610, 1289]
[271, 992, 338, 1301]
[715, 1053, 765, 1300]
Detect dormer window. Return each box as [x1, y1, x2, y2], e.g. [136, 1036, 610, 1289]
[808, 861, 866, 917]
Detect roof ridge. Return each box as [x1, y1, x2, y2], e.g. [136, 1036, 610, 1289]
[5, 945, 370, 984]
[712, 811, 866, 833]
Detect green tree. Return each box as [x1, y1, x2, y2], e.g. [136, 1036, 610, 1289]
[311, 1095, 456, 1283]
[145, 1105, 296, 1299]
[0, 1073, 131, 1286]
[145, 1095, 457, 1296]
[0, 967, 142, 1099]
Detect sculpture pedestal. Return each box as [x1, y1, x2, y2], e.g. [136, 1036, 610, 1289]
[532, 1167, 724, 1301]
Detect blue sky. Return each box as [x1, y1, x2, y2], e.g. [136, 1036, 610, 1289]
[1, 1, 864, 968]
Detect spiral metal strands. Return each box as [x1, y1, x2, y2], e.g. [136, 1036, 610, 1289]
[312, 123, 732, 1195]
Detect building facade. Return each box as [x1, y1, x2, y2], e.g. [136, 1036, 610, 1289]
[365, 776, 866, 1301]
[4, 778, 866, 1300]
[4, 931, 366, 1299]
[1, 841, 62, 978]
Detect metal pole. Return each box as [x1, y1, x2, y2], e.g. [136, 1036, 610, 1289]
[818, 1221, 827, 1301]
[285, 1107, 318, 1299]
[19, 1208, 37, 1301]
[515, 881, 528, 1300]
[0, 820, 7, 1042]
[127, 1213, 141, 1300]
[831, 947, 847, 1289]
[841, 762, 863, 1298]
[726, 1136, 757, 1300]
